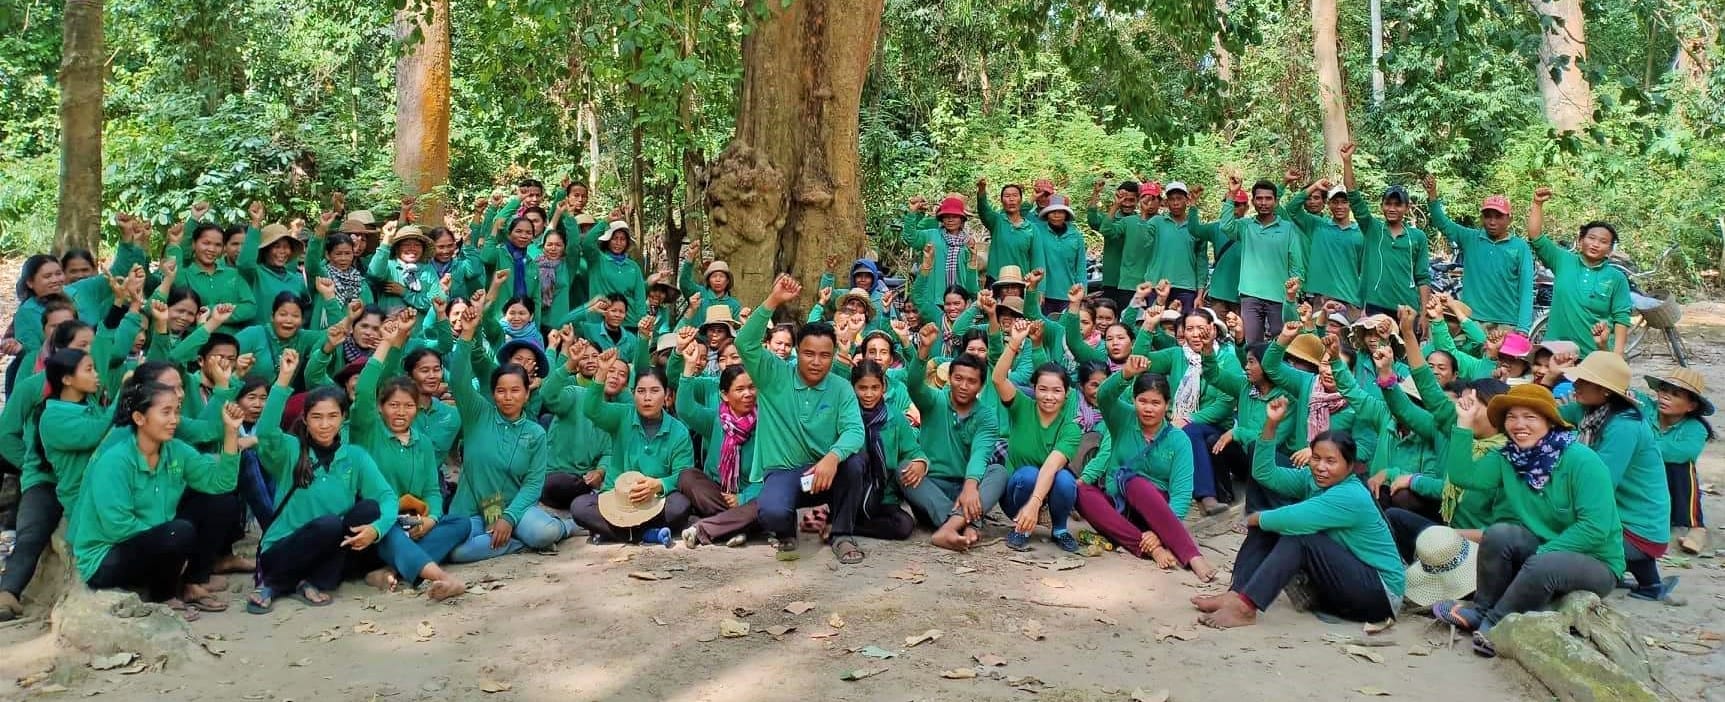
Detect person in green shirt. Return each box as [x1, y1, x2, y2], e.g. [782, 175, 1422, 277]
[237, 203, 310, 310]
[677, 357, 766, 547]
[1423, 176, 1535, 331]
[1195, 397, 1404, 628]
[1222, 180, 1305, 344]
[678, 245, 744, 324]
[73, 380, 244, 618]
[580, 220, 649, 325]
[570, 364, 696, 544]
[900, 341, 1003, 552]
[1432, 384, 1621, 657]
[1143, 182, 1221, 313]
[176, 223, 258, 334]
[994, 319, 1083, 552]
[538, 339, 626, 511]
[1340, 145, 1430, 317]
[1525, 187, 1632, 356]
[901, 196, 984, 318]
[841, 361, 923, 542]
[1038, 195, 1088, 316]
[1282, 177, 1365, 313]
[739, 275, 868, 563]
[1076, 364, 1219, 581]
[1640, 370, 1713, 555]
[1087, 179, 1141, 307]
[976, 179, 1046, 280]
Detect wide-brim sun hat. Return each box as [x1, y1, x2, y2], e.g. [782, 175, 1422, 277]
[699, 306, 741, 332]
[498, 339, 550, 379]
[1563, 351, 1635, 404]
[1038, 194, 1075, 219]
[990, 266, 1027, 292]
[996, 295, 1027, 319]
[598, 471, 667, 528]
[655, 333, 682, 354]
[1350, 314, 1404, 350]
[1286, 334, 1325, 366]
[835, 288, 876, 322]
[1646, 368, 1714, 416]
[1533, 339, 1579, 360]
[934, 196, 970, 219]
[258, 223, 303, 253]
[598, 220, 630, 243]
[1487, 382, 1570, 432]
[390, 225, 432, 250]
[704, 260, 731, 283]
[1403, 526, 1480, 606]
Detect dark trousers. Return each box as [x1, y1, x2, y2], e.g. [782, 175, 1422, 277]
[1384, 507, 1439, 564]
[87, 519, 197, 602]
[236, 452, 276, 532]
[1623, 536, 1664, 589]
[1167, 288, 1199, 316]
[1668, 460, 1705, 528]
[1363, 303, 1398, 318]
[0, 484, 61, 597]
[852, 506, 915, 540]
[1183, 423, 1234, 501]
[541, 471, 597, 511]
[1387, 488, 1442, 522]
[258, 500, 381, 592]
[1230, 528, 1395, 623]
[756, 460, 864, 542]
[176, 490, 244, 584]
[850, 452, 913, 541]
[1475, 523, 1616, 626]
[679, 470, 760, 544]
[1240, 295, 1280, 345]
[569, 491, 691, 542]
[1040, 299, 1070, 317]
[1100, 287, 1133, 309]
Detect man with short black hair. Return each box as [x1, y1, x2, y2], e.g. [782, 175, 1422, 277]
[1221, 180, 1304, 343]
[1342, 143, 1430, 318]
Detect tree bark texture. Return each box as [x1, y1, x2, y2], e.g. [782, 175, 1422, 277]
[1530, 0, 1594, 134]
[55, 0, 104, 255]
[705, 0, 885, 313]
[1310, 0, 1350, 169]
[393, 0, 452, 222]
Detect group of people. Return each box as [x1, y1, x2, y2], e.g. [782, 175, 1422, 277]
[0, 152, 1710, 660]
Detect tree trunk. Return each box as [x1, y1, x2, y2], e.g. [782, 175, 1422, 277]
[705, 0, 884, 313]
[1530, 0, 1594, 134]
[393, 0, 452, 223]
[55, 0, 104, 255]
[1673, 10, 1715, 91]
[1311, 0, 1350, 168]
[1213, 0, 1235, 84]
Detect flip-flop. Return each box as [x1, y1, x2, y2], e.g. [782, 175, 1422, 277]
[165, 599, 202, 621]
[1471, 631, 1497, 658]
[1627, 575, 1680, 602]
[244, 587, 277, 615]
[831, 537, 864, 565]
[183, 595, 228, 613]
[1431, 600, 1483, 631]
[292, 582, 333, 608]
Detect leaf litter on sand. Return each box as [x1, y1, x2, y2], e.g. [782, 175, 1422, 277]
[828, 612, 846, 629]
[1356, 687, 1392, 696]
[1040, 577, 1067, 589]
[973, 653, 1007, 667]
[416, 620, 436, 642]
[479, 679, 512, 693]
[1344, 645, 1387, 664]
[783, 601, 816, 615]
[1154, 625, 1199, 642]
[720, 619, 750, 638]
[1022, 620, 1046, 641]
[763, 624, 796, 637]
[939, 668, 977, 679]
[89, 653, 137, 671]
[857, 645, 897, 659]
[904, 629, 942, 647]
[840, 667, 887, 681]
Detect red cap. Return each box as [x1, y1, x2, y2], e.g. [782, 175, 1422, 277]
[934, 196, 968, 219]
[1140, 181, 1164, 197]
[1480, 195, 1511, 214]
[1033, 178, 1055, 195]
[1230, 189, 1249, 204]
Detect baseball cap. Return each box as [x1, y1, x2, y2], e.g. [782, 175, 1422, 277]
[1382, 185, 1409, 203]
[1164, 181, 1189, 196]
[1481, 195, 1511, 214]
[1140, 181, 1164, 197]
[1326, 185, 1349, 200]
[1230, 189, 1248, 204]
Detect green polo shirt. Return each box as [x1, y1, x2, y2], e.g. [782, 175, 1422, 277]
[1444, 427, 1624, 573]
[542, 367, 620, 475]
[1531, 235, 1631, 356]
[257, 440, 396, 553]
[176, 260, 257, 334]
[447, 340, 549, 525]
[1089, 206, 1124, 288]
[1284, 198, 1365, 306]
[352, 358, 445, 518]
[1220, 214, 1304, 303]
[1040, 220, 1088, 295]
[1252, 439, 1406, 601]
[1429, 199, 1535, 329]
[1144, 212, 1220, 292]
[1351, 192, 1431, 311]
[675, 385, 763, 504]
[584, 388, 695, 496]
[903, 346, 999, 481]
[40, 398, 118, 513]
[1091, 374, 1196, 517]
[736, 306, 865, 481]
[71, 435, 239, 581]
[1560, 403, 1668, 545]
[999, 390, 1081, 470]
[978, 192, 1044, 277]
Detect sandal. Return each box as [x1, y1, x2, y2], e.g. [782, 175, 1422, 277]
[831, 537, 864, 565]
[164, 599, 202, 622]
[245, 587, 277, 615]
[183, 594, 228, 613]
[1431, 600, 1483, 631]
[292, 582, 333, 608]
[1471, 631, 1497, 658]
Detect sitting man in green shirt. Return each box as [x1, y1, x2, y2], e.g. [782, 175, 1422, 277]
[739, 275, 869, 564]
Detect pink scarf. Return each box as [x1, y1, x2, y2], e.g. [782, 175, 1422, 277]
[1307, 388, 1348, 440]
[717, 402, 757, 494]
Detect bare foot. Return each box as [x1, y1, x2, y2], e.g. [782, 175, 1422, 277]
[365, 568, 400, 592]
[1151, 546, 1180, 569]
[213, 554, 256, 574]
[203, 574, 229, 591]
[1190, 556, 1219, 583]
[1190, 593, 1230, 612]
[931, 526, 970, 552]
[961, 526, 980, 546]
[427, 578, 465, 601]
[1198, 596, 1257, 629]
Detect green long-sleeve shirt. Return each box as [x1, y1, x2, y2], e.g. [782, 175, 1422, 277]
[1650, 413, 1708, 465]
[1089, 207, 1123, 288]
[736, 306, 865, 479]
[237, 225, 309, 309]
[71, 433, 238, 581]
[583, 385, 695, 496]
[257, 426, 397, 553]
[178, 261, 257, 334]
[1203, 201, 1245, 303]
[579, 228, 649, 325]
[678, 260, 743, 324]
[237, 326, 330, 390]
[1351, 192, 1430, 312]
[542, 367, 619, 475]
[1531, 235, 1631, 356]
[1090, 374, 1195, 517]
[1443, 427, 1624, 572]
[351, 357, 445, 518]
[978, 192, 1045, 277]
[1103, 214, 1157, 290]
[40, 398, 118, 515]
[446, 340, 549, 525]
[1283, 195, 1364, 306]
[1144, 212, 1220, 292]
[902, 346, 999, 481]
[675, 383, 763, 504]
[1560, 403, 1668, 545]
[1040, 221, 1088, 296]
[1251, 438, 1405, 600]
[1429, 199, 1534, 330]
[1262, 339, 1317, 455]
[1220, 214, 1304, 303]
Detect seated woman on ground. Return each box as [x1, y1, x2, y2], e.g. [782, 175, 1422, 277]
[570, 358, 694, 545]
[1195, 397, 1404, 628]
[1076, 359, 1217, 581]
[993, 319, 1082, 553]
[843, 360, 923, 542]
[1639, 369, 1714, 555]
[677, 349, 764, 548]
[1431, 385, 1622, 657]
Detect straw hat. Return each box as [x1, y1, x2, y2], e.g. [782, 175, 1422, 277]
[1533, 339, 1579, 360]
[1350, 314, 1403, 350]
[704, 260, 731, 283]
[1403, 527, 1480, 606]
[1487, 383, 1570, 431]
[655, 333, 682, 354]
[996, 295, 1027, 318]
[836, 288, 875, 321]
[574, 213, 597, 228]
[990, 266, 1027, 292]
[932, 361, 952, 388]
[699, 306, 741, 332]
[257, 223, 302, 252]
[389, 225, 432, 249]
[1562, 351, 1634, 404]
[598, 472, 666, 528]
[1646, 368, 1714, 416]
[1286, 334, 1325, 366]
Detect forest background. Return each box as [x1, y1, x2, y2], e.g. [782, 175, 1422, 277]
[0, 0, 1721, 296]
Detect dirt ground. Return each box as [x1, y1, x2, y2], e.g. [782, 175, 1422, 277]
[0, 268, 1722, 701]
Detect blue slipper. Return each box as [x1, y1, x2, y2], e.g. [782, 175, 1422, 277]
[1006, 531, 1031, 551]
[1431, 600, 1484, 631]
[244, 587, 278, 615]
[1627, 576, 1680, 602]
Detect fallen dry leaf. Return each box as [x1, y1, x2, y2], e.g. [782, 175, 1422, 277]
[1022, 620, 1046, 641]
[721, 619, 751, 638]
[1131, 688, 1171, 702]
[290, 657, 312, 668]
[118, 663, 151, 676]
[627, 571, 663, 582]
[858, 645, 897, 659]
[939, 668, 977, 680]
[1095, 616, 1118, 626]
[1362, 618, 1396, 635]
[1344, 645, 1386, 664]
[1040, 577, 1067, 589]
[479, 679, 512, 693]
[1356, 686, 1392, 696]
[353, 621, 380, 635]
[1054, 558, 1086, 571]
[609, 551, 634, 563]
[954, 566, 977, 575]
[828, 613, 847, 629]
[905, 629, 943, 647]
[1006, 675, 1046, 691]
[784, 601, 816, 615]
[732, 607, 756, 618]
[974, 653, 1007, 667]
[764, 624, 797, 637]
[90, 653, 137, 671]
[1407, 646, 1431, 657]
[808, 630, 840, 639]
[651, 616, 668, 626]
[416, 620, 436, 642]
[840, 667, 887, 681]
[887, 570, 926, 584]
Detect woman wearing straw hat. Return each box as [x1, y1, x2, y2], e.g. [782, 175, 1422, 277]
[1640, 369, 1714, 555]
[366, 222, 439, 313]
[571, 359, 694, 545]
[1555, 351, 1674, 601]
[237, 200, 310, 310]
[580, 217, 649, 326]
[678, 243, 742, 324]
[1433, 384, 1621, 656]
[1194, 397, 1403, 628]
[1263, 321, 1353, 462]
[308, 212, 377, 309]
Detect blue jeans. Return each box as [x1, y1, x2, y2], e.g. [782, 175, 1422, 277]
[1183, 422, 1222, 500]
[237, 450, 275, 532]
[1002, 466, 1076, 533]
[418, 507, 574, 565]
